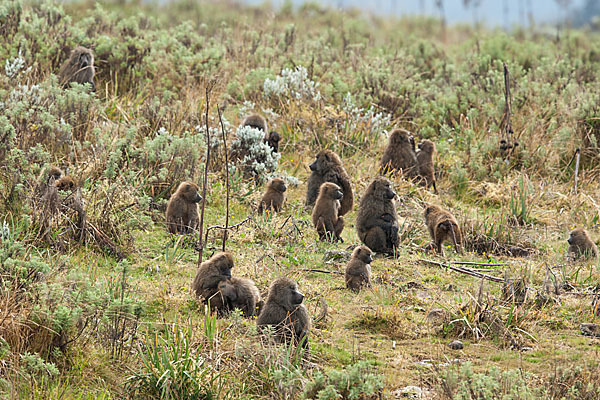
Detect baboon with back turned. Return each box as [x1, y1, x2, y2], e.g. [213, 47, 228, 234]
[311, 182, 345, 242]
[306, 150, 353, 216]
[567, 228, 598, 260]
[258, 178, 286, 213]
[345, 245, 373, 291]
[416, 139, 437, 191]
[58, 46, 96, 91]
[380, 129, 418, 178]
[242, 114, 268, 132]
[166, 181, 202, 234]
[217, 277, 263, 317]
[356, 177, 399, 254]
[191, 252, 234, 314]
[424, 204, 464, 256]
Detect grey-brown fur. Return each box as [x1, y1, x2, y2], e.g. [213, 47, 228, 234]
[567, 228, 598, 260]
[424, 204, 464, 256]
[166, 181, 202, 234]
[345, 245, 373, 291]
[258, 178, 286, 213]
[380, 129, 418, 178]
[416, 139, 436, 191]
[191, 252, 234, 314]
[306, 150, 353, 216]
[242, 114, 268, 132]
[256, 277, 310, 350]
[56, 176, 76, 192]
[217, 277, 263, 317]
[58, 46, 96, 91]
[311, 182, 344, 242]
[356, 177, 399, 254]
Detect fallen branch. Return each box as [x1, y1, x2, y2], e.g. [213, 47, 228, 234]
[419, 259, 504, 283]
[298, 268, 344, 275]
[204, 217, 251, 244]
[314, 296, 328, 323]
[451, 261, 505, 267]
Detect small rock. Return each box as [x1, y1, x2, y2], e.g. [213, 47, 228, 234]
[448, 340, 464, 350]
[426, 308, 447, 324]
[323, 250, 351, 264]
[580, 323, 600, 337]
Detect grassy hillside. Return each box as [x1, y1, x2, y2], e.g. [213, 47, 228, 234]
[1, 0, 600, 398]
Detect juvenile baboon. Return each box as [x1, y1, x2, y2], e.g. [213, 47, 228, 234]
[424, 204, 464, 256]
[306, 150, 353, 216]
[191, 252, 234, 313]
[55, 176, 76, 192]
[356, 177, 399, 254]
[258, 178, 286, 213]
[416, 139, 437, 191]
[567, 228, 598, 260]
[58, 46, 96, 91]
[256, 277, 310, 350]
[264, 131, 281, 153]
[166, 181, 202, 234]
[242, 114, 268, 132]
[345, 245, 373, 291]
[311, 182, 345, 242]
[380, 129, 418, 178]
[217, 277, 263, 317]
[44, 166, 63, 184]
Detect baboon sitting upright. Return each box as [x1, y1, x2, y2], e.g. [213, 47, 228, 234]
[58, 46, 96, 91]
[311, 182, 344, 242]
[191, 252, 234, 314]
[345, 245, 373, 292]
[306, 150, 353, 216]
[380, 129, 418, 178]
[217, 277, 263, 317]
[416, 139, 436, 191]
[166, 182, 202, 234]
[567, 228, 598, 260]
[356, 177, 399, 254]
[258, 178, 286, 213]
[424, 204, 464, 256]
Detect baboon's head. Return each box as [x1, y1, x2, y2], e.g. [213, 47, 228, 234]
[209, 252, 234, 278]
[309, 149, 340, 174]
[568, 228, 589, 245]
[389, 129, 412, 146]
[176, 181, 202, 203]
[46, 166, 63, 184]
[424, 204, 439, 220]
[319, 182, 343, 200]
[368, 177, 396, 201]
[56, 176, 76, 192]
[268, 178, 287, 193]
[72, 46, 94, 70]
[352, 245, 373, 264]
[418, 139, 435, 154]
[268, 131, 281, 145]
[267, 277, 304, 311]
[218, 280, 237, 301]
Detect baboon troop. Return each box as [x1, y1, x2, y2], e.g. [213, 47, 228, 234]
[380, 129, 418, 178]
[217, 277, 263, 317]
[258, 178, 286, 213]
[256, 277, 310, 350]
[58, 46, 96, 91]
[356, 177, 399, 254]
[306, 150, 353, 216]
[311, 182, 345, 242]
[424, 204, 463, 256]
[166, 181, 202, 234]
[345, 245, 373, 292]
[191, 252, 234, 313]
[416, 139, 436, 191]
[567, 228, 598, 260]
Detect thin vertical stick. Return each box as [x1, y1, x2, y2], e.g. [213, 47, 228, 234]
[197, 86, 212, 266]
[574, 147, 580, 193]
[503, 62, 512, 139]
[217, 105, 230, 251]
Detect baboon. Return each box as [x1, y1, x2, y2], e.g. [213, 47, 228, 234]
[567, 228, 598, 260]
[58, 46, 95, 91]
[217, 277, 263, 317]
[191, 252, 234, 314]
[380, 129, 418, 178]
[258, 178, 286, 213]
[166, 181, 202, 234]
[36, 166, 63, 198]
[257, 277, 310, 350]
[311, 182, 344, 242]
[264, 131, 281, 153]
[416, 139, 437, 191]
[55, 176, 76, 192]
[242, 114, 268, 132]
[356, 177, 399, 254]
[306, 150, 353, 216]
[345, 245, 373, 291]
[424, 204, 464, 256]
[43, 166, 63, 184]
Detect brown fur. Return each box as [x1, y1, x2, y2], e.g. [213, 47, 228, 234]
[258, 178, 286, 213]
[356, 177, 399, 254]
[44, 166, 63, 184]
[264, 131, 281, 153]
[256, 277, 310, 350]
[306, 150, 353, 216]
[217, 277, 263, 317]
[345, 246, 373, 291]
[567, 228, 598, 260]
[191, 252, 234, 314]
[380, 129, 418, 178]
[58, 46, 95, 91]
[242, 114, 268, 132]
[424, 204, 464, 256]
[416, 139, 436, 191]
[55, 176, 76, 192]
[311, 182, 345, 242]
[166, 181, 202, 234]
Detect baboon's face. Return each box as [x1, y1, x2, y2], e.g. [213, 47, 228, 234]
[309, 151, 331, 173]
[321, 183, 342, 199]
[391, 130, 411, 145]
[271, 278, 304, 310]
[269, 131, 281, 144]
[218, 281, 237, 301]
[78, 52, 93, 69]
[180, 182, 202, 203]
[354, 246, 373, 264]
[214, 253, 233, 278]
[374, 179, 395, 200]
[270, 178, 287, 193]
[288, 284, 304, 306]
[418, 140, 434, 153]
[568, 229, 586, 245]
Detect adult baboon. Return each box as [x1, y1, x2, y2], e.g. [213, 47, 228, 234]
[567, 228, 598, 260]
[191, 252, 234, 314]
[257, 277, 310, 350]
[356, 177, 399, 254]
[424, 204, 464, 256]
[58, 46, 96, 91]
[242, 114, 268, 132]
[345, 245, 373, 292]
[258, 178, 286, 213]
[416, 139, 436, 191]
[311, 182, 344, 242]
[217, 277, 263, 317]
[166, 181, 202, 234]
[306, 150, 353, 216]
[380, 129, 418, 178]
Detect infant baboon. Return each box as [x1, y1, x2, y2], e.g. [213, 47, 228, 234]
[191, 252, 234, 313]
[256, 277, 310, 350]
[55, 176, 76, 192]
[416, 139, 437, 191]
[311, 182, 345, 242]
[242, 114, 268, 132]
[345, 246, 373, 292]
[258, 178, 286, 213]
[424, 204, 464, 256]
[44, 166, 63, 184]
[217, 277, 263, 317]
[166, 181, 202, 234]
[264, 131, 281, 153]
[356, 177, 399, 254]
[380, 129, 418, 178]
[306, 150, 353, 216]
[567, 228, 598, 260]
[58, 46, 96, 91]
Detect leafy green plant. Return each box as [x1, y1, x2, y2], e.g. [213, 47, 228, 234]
[303, 361, 384, 400]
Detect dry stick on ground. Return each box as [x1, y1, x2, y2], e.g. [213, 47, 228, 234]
[574, 147, 581, 193]
[419, 259, 504, 283]
[204, 217, 251, 245]
[217, 105, 230, 251]
[197, 84, 213, 266]
[297, 268, 344, 275]
[451, 261, 505, 267]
